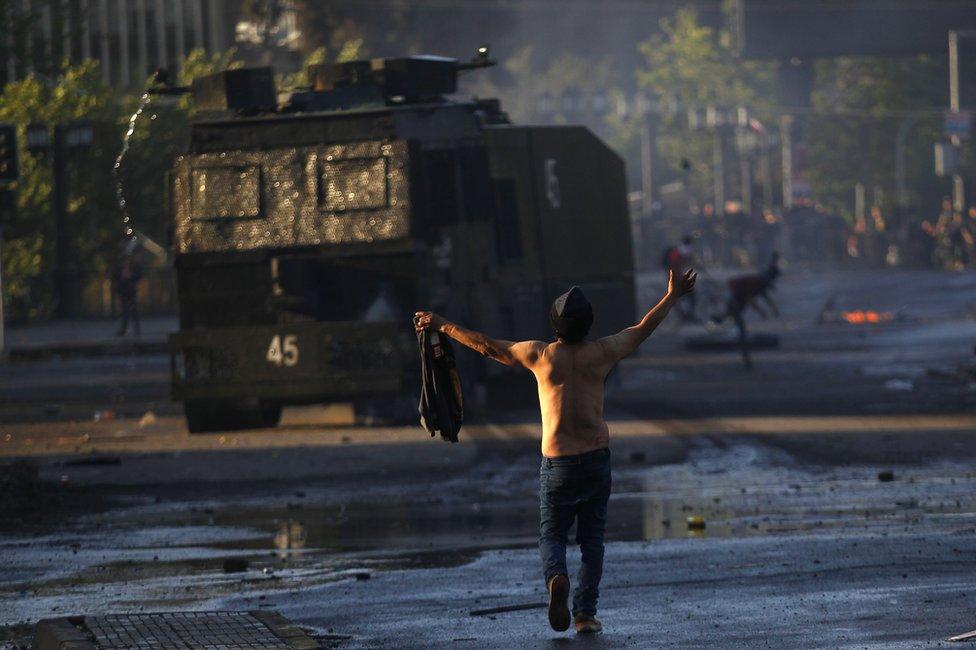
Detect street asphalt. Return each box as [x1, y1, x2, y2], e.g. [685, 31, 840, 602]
[2, 268, 976, 648]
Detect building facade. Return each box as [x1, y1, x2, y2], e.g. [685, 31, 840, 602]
[2, 0, 241, 88]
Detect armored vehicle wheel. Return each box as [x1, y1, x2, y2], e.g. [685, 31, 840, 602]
[185, 399, 282, 433]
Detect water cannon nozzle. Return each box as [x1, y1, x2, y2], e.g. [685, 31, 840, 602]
[148, 67, 190, 95]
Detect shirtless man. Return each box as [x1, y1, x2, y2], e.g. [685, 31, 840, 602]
[414, 268, 696, 634]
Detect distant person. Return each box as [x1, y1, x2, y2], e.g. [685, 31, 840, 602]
[415, 268, 697, 635]
[662, 235, 698, 322]
[711, 253, 780, 369]
[113, 255, 143, 337]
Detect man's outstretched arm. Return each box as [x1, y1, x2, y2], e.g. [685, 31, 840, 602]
[598, 269, 696, 363]
[414, 311, 542, 369]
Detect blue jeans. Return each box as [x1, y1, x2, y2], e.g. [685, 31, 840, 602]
[539, 447, 612, 617]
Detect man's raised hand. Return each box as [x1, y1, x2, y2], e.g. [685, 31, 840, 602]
[414, 310, 445, 333]
[668, 269, 697, 297]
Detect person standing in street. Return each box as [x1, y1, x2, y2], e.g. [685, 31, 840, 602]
[414, 268, 697, 634]
[113, 254, 143, 337]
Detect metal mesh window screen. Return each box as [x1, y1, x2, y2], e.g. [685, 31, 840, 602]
[321, 157, 388, 211]
[191, 165, 262, 219]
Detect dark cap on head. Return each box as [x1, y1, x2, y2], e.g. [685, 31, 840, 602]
[549, 286, 593, 344]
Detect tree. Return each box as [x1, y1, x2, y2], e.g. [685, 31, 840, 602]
[0, 60, 116, 320]
[0, 48, 251, 322]
[462, 46, 621, 142]
[806, 55, 956, 224]
[620, 8, 778, 201]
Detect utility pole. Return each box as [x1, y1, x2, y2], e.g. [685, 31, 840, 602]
[640, 116, 655, 217]
[895, 116, 919, 212]
[948, 30, 976, 212]
[855, 182, 866, 223]
[707, 106, 726, 215]
[779, 115, 794, 211]
[44, 122, 94, 318]
[949, 30, 964, 212]
[741, 156, 752, 216]
[0, 123, 19, 358]
[760, 132, 773, 211]
[52, 123, 71, 318]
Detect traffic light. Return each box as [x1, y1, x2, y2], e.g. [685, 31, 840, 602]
[0, 123, 19, 185]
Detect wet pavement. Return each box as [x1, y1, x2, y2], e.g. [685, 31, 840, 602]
[3, 268, 976, 647]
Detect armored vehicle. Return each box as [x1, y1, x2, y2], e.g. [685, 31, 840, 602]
[167, 53, 635, 432]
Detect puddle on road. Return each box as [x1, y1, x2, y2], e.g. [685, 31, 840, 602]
[202, 492, 748, 567]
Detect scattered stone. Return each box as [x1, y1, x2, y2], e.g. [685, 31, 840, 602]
[138, 411, 157, 427]
[884, 379, 914, 392]
[223, 558, 248, 573]
[687, 515, 706, 530]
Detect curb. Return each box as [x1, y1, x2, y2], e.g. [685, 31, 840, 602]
[7, 339, 168, 362]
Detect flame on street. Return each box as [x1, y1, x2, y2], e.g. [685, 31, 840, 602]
[841, 310, 894, 324]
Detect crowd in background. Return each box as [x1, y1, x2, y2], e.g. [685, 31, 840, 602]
[918, 198, 976, 271]
[648, 197, 976, 274]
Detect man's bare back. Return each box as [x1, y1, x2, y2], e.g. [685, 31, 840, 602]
[528, 340, 612, 457]
[414, 269, 697, 457]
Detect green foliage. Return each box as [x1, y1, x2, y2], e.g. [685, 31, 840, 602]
[276, 40, 365, 91]
[177, 48, 245, 111]
[806, 55, 955, 221]
[622, 8, 777, 197]
[335, 39, 364, 63]
[0, 59, 116, 320]
[0, 49, 248, 321]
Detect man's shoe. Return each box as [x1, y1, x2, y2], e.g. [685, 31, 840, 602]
[574, 614, 603, 634]
[546, 574, 571, 631]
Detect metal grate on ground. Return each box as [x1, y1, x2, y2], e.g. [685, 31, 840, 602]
[33, 610, 322, 650]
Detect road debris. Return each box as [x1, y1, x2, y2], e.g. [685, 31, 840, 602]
[948, 628, 976, 642]
[687, 515, 706, 530]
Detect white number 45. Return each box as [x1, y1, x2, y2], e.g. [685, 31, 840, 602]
[267, 334, 299, 367]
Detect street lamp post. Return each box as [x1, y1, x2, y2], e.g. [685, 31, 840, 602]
[29, 121, 94, 318]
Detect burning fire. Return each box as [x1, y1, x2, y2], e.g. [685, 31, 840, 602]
[841, 310, 894, 324]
